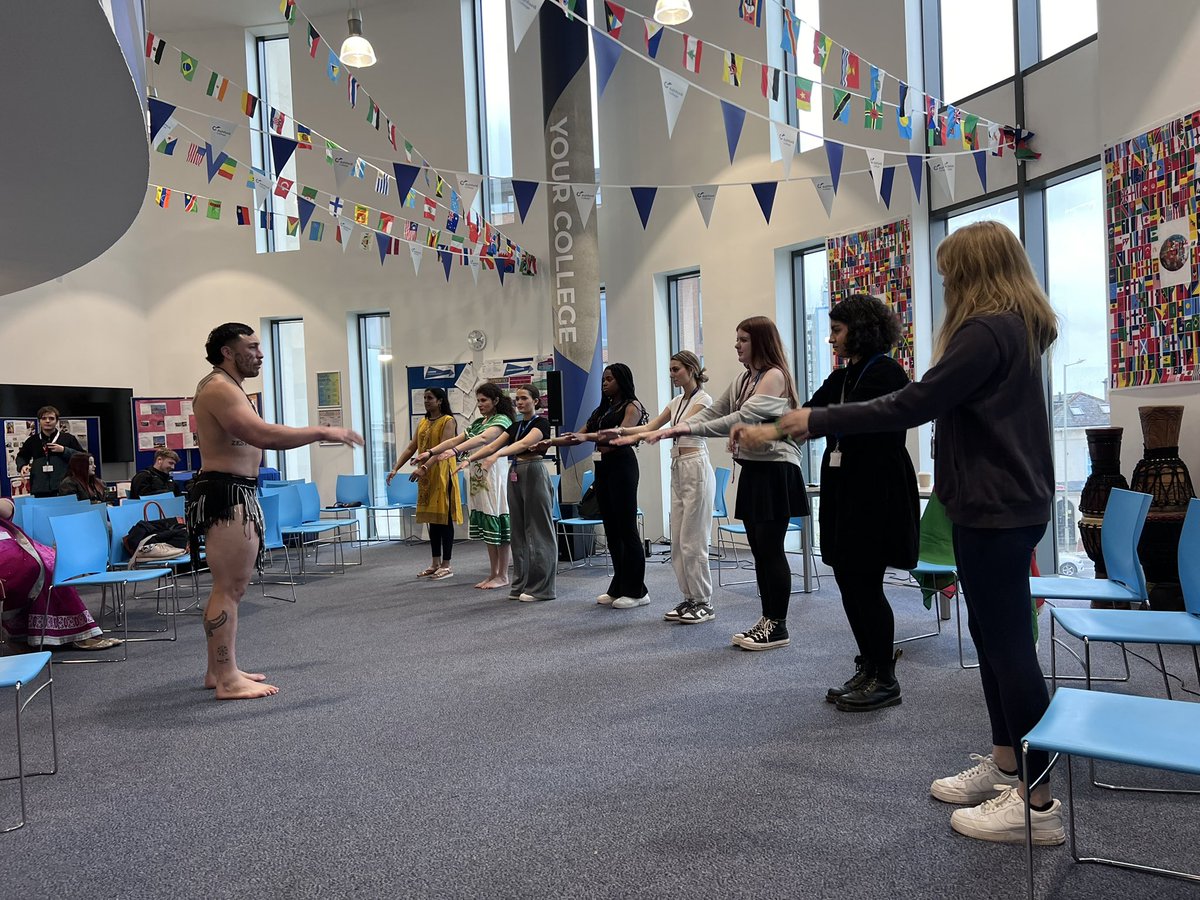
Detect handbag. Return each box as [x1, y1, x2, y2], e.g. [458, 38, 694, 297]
[578, 485, 601, 519]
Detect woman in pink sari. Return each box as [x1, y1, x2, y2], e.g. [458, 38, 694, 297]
[0, 497, 119, 650]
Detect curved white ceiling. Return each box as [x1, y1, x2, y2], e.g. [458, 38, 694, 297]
[0, 0, 149, 297]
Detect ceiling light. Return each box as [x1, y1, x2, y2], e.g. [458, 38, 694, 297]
[653, 0, 692, 26]
[340, 8, 376, 68]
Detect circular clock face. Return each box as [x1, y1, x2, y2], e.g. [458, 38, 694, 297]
[467, 329, 487, 351]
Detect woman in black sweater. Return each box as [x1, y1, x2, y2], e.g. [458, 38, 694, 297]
[807, 295, 918, 712]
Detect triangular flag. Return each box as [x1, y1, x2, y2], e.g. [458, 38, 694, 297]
[376, 232, 390, 266]
[692, 185, 717, 228]
[512, 180, 540, 223]
[593, 31, 623, 99]
[440, 249, 454, 281]
[751, 182, 777, 224]
[270, 134, 298, 175]
[930, 155, 956, 199]
[206, 117, 237, 156]
[906, 154, 924, 203]
[972, 149, 988, 192]
[454, 173, 483, 215]
[338, 216, 356, 251]
[392, 164, 421, 209]
[297, 197, 317, 232]
[812, 177, 836, 218]
[511, 0, 542, 51]
[866, 149, 886, 201]
[497, 261, 506, 285]
[469, 252, 481, 284]
[332, 151, 356, 194]
[879, 166, 896, 209]
[775, 124, 797, 179]
[574, 185, 598, 229]
[660, 69, 688, 139]
[720, 101, 746, 165]
[824, 141, 845, 193]
[204, 146, 226, 183]
[410, 244, 423, 275]
[644, 20, 664, 58]
[147, 98, 176, 144]
[630, 187, 657, 229]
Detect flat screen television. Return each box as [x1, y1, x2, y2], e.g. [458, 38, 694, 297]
[0, 383, 135, 463]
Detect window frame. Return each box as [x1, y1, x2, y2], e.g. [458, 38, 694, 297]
[356, 313, 396, 508]
[667, 271, 703, 358]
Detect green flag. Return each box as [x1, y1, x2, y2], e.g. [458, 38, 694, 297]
[206, 199, 222, 220]
[180, 52, 198, 82]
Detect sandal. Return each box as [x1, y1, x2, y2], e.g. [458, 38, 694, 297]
[430, 567, 454, 580]
[417, 566, 439, 578]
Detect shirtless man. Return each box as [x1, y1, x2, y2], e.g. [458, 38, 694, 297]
[189, 323, 363, 700]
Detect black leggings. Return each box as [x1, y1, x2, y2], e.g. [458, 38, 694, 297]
[744, 518, 792, 619]
[429, 523, 454, 561]
[596, 449, 647, 600]
[832, 562, 895, 668]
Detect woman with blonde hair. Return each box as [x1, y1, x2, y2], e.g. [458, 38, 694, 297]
[607, 351, 717, 623]
[653, 317, 807, 649]
[733, 221, 1064, 846]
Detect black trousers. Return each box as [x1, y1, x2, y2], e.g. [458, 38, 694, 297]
[596, 449, 646, 600]
[428, 523, 454, 560]
[954, 522, 1050, 785]
[744, 519, 792, 619]
[832, 562, 895, 670]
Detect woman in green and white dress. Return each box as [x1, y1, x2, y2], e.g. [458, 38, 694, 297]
[415, 382, 514, 588]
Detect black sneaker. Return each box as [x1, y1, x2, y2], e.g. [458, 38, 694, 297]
[735, 618, 789, 650]
[825, 656, 872, 703]
[678, 601, 715, 624]
[664, 600, 693, 622]
[835, 676, 902, 712]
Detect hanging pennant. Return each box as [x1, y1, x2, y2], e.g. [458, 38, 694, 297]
[206, 117, 237, 156]
[297, 197, 317, 232]
[866, 149, 886, 201]
[338, 216, 356, 251]
[440, 249, 454, 281]
[593, 31, 623, 99]
[824, 141, 845, 193]
[692, 185, 718, 228]
[512, 180, 540, 223]
[270, 134, 298, 175]
[376, 232, 391, 267]
[630, 187, 657, 229]
[511, 0, 542, 51]
[879, 167, 896, 209]
[644, 20, 664, 58]
[454, 173, 483, 215]
[410, 243, 423, 276]
[604, 1, 625, 37]
[331, 152, 356, 194]
[775, 124, 798, 179]
[972, 149, 988, 192]
[574, 185, 598, 229]
[147, 98, 177, 144]
[720, 101, 747, 164]
[660, 70, 688, 139]
[906, 154, 924, 203]
[812, 177, 836, 218]
[929, 156, 956, 199]
[392, 163, 421, 210]
[751, 182, 777, 224]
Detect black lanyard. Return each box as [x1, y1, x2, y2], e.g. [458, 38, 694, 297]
[833, 354, 885, 446]
[671, 387, 700, 428]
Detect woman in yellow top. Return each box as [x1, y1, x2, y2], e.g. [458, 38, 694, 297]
[388, 387, 462, 579]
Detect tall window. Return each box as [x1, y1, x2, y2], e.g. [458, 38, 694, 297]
[668, 272, 703, 357]
[946, 197, 1021, 236]
[252, 35, 298, 253]
[778, 0, 823, 152]
[477, 0, 515, 223]
[1039, 0, 1097, 59]
[599, 286, 609, 364]
[1045, 170, 1107, 560]
[791, 246, 829, 483]
[358, 314, 396, 507]
[269, 319, 310, 480]
[939, 0, 1014, 100]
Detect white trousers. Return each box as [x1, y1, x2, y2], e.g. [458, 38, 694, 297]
[670, 452, 716, 604]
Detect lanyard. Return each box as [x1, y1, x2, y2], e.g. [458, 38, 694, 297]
[833, 354, 885, 448]
[735, 369, 764, 411]
[671, 387, 700, 428]
[514, 417, 537, 442]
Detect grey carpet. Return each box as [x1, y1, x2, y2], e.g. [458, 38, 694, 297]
[2, 539, 1198, 900]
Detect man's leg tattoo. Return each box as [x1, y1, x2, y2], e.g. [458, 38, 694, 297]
[203, 611, 228, 639]
[216, 645, 230, 662]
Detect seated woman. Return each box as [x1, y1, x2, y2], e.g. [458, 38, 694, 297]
[0, 497, 120, 650]
[57, 454, 107, 504]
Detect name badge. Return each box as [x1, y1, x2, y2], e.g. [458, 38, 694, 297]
[510, 470, 519, 483]
[828, 451, 843, 468]
[42, 465, 55, 473]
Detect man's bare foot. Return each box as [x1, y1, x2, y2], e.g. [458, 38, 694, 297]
[481, 576, 509, 589]
[474, 579, 491, 589]
[213, 676, 279, 700]
[204, 670, 268, 689]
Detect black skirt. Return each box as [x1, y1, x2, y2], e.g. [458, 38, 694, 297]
[734, 460, 809, 521]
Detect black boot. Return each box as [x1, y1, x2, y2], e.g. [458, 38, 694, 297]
[835, 656, 901, 712]
[825, 656, 873, 703]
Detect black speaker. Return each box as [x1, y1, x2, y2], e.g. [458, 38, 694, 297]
[546, 370, 564, 427]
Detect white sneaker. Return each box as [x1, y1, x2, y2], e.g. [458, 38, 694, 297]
[611, 595, 650, 609]
[949, 787, 1065, 845]
[931, 754, 1019, 804]
[519, 592, 542, 602]
[596, 593, 616, 605]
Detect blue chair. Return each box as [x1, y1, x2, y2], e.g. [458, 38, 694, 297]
[12, 495, 81, 532]
[106, 502, 200, 612]
[365, 477, 419, 542]
[256, 492, 297, 603]
[1040, 489, 1153, 690]
[24, 500, 90, 546]
[711, 466, 732, 533]
[555, 471, 609, 569]
[48, 510, 175, 659]
[0, 651, 57, 833]
[716, 517, 801, 587]
[320, 475, 369, 564]
[276, 485, 344, 577]
[140, 493, 186, 519]
[1021, 689, 1200, 899]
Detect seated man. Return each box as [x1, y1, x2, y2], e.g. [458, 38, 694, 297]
[130, 448, 179, 499]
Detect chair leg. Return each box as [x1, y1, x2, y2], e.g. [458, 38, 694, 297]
[955, 593, 980, 669]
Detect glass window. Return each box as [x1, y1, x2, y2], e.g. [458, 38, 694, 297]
[269, 319, 310, 480]
[1039, 0, 1097, 59]
[599, 286, 609, 364]
[791, 247, 829, 483]
[253, 35, 298, 253]
[1045, 170, 1107, 562]
[946, 197, 1020, 236]
[779, 0, 823, 153]
[358, 314, 396, 515]
[939, 0, 1014, 101]
[668, 272, 703, 357]
[477, 0, 515, 224]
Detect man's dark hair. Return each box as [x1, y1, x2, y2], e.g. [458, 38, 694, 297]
[829, 294, 901, 358]
[205, 323, 255, 366]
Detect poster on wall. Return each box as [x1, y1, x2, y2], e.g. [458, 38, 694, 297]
[135, 398, 198, 450]
[316, 372, 342, 408]
[1154, 216, 1193, 289]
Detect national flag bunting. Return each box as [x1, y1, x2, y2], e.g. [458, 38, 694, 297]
[722, 52, 743, 87]
[206, 199, 222, 220]
[603, 1, 624, 38]
[347, 76, 359, 108]
[286, 216, 300, 236]
[945, 105, 962, 141]
[275, 177, 294, 199]
[644, 21, 664, 58]
[186, 143, 206, 166]
[864, 101, 883, 130]
[423, 197, 437, 220]
[280, 0, 296, 25]
[813, 31, 830, 69]
[241, 91, 258, 118]
[841, 49, 860, 89]
[155, 187, 171, 208]
[780, 9, 797, 57]
[306, 23, 321, 58]
[206, 72, 230, 100]
[218, 157, 237, 180]
[180, 52, 197, 81]
[146, 34, 165, 64]
[761, 65, 780, 101]
[379, 213, 395, 234]
[375, 172, 390, 195]
[367, 101, 380, 129]
[270, 107, 286, 134]
[183, 193, 198, 212]
[310, 221, 325, 241]
[869, 65, 882, 103]
[738, 0, 763, 27]
[682, 36, 703, 73]
[354, 205, 370, 226]
[300, 185, 319, 202]
[295, 123, 313, 148]
[386, 119, 397, 151]
[795, 78, 813, 111]
[446, 212, 459, 234]
[962, 114, 979, 150]
[155, 135, 178, 156]
[404, 220, 419, 241]
[328, 49, 340, 82]
[832, 90, 851, 123]
[329, 195, 344, 217]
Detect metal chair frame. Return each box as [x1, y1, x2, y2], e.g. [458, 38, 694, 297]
[0, 652, 58, 833]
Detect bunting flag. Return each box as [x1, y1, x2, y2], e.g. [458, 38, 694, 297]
[761, 65, 780, 101]
[644, 20, 664, 58]
[738, 0, 763, 27]
[720, 101, 746, 164]
[236, 205, 251, 225]
[409, 243, 423, 275]
[375, 172, 390, 196]
[603, 1, 624, 37]
[825, 141, 845, 192]
[274, 176, 294, 199]
[180, 52, 197, 82]
[926, 96, 942, 147]
[295, 123, 313, 148]
[155, 135, 178, 156]
[379, 212, 396, 234]
[205, 72, 230, 100]
[392, 164, 421, 210]
[309, 220, 325, 241]
[454, 174, 483, 214]
[366, 101, 380, 129]
[338, 216, 355, 251]
[866, 149, 885, 201]
[840, 49, 859, 89]
[403, 140, 414, 163]
[682, 36, 703, 73]
[147, 97, 176, 145]
[775, 124, 797, 178]
[630, 186, 657, 229]
[206, 199, 222, 220]
[331, 152, 355, 194]
[573, 184, 598, 229]
[300, 185, 318, 202]
[897, 105, 913, 140]
[795, 77, 813, 111]
[306, 23, 321, 58]
[204, 148, 227, 182]
[812, 177, 836, 217]
[972, 149, 988, 192]
[155, 186, 171, 208]
[512, 180, 540, 223]
[376, 232, 391, 266]
[660, 70, 688, 139]
[385, 118, 397, 150]
[440, 248, 454, 281]
[206, 117, 237, 156]
[751, 182, 777, 224]
[328, 195, 343, 217]
[813, 31, 830, 69]
[988, 122, 1002, 155]
[593, 31, 623, 99]
[146, 33, 165, 64]
[327, 49, 340, 82]
[426, 228, 440, 248]
[780, 9, 797, 57]
[297, 197, 316, 231]
[259, 211, 274, 231]
[511, 0, 542, 51]
[404, 220, 419, 242]
[945, 105, 961, 141]
[831, 90, 851, 123]
[347, 76, 359, 108]
[962, 113, 980, 150]
[879, 166, 896, 209]
[864, 100, 884, 131]
[280, 0, 296, 25]
[354, 204, 370, 225]
[692, 185, 717, 228]
[930, 155, 956, 199]
[423, 196, 437, 220]
[722, 52, 744, 87]
[898, 81, 910, 117]
[906, 154, 924, 202]
[868, 65, 882, 103]
[269, 134, 297, 174]
[287, 216, 300, 237]
[240, 92, 258, 118]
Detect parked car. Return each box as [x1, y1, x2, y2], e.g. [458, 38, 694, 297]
[1057, 552, 1095, 578]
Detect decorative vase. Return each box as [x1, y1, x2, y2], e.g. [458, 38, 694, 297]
[1129, 405, 1195, 611]
[1077, 427, 1128, 581]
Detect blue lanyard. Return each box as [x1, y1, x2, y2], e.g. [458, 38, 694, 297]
[515, 418, 537, 442]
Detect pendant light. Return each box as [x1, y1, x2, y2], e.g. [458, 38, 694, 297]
[653, 0, 693, 25]
[340, 7, 377, 68]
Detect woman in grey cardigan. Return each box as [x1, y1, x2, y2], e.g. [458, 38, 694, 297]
[651, 316, 807, 650]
